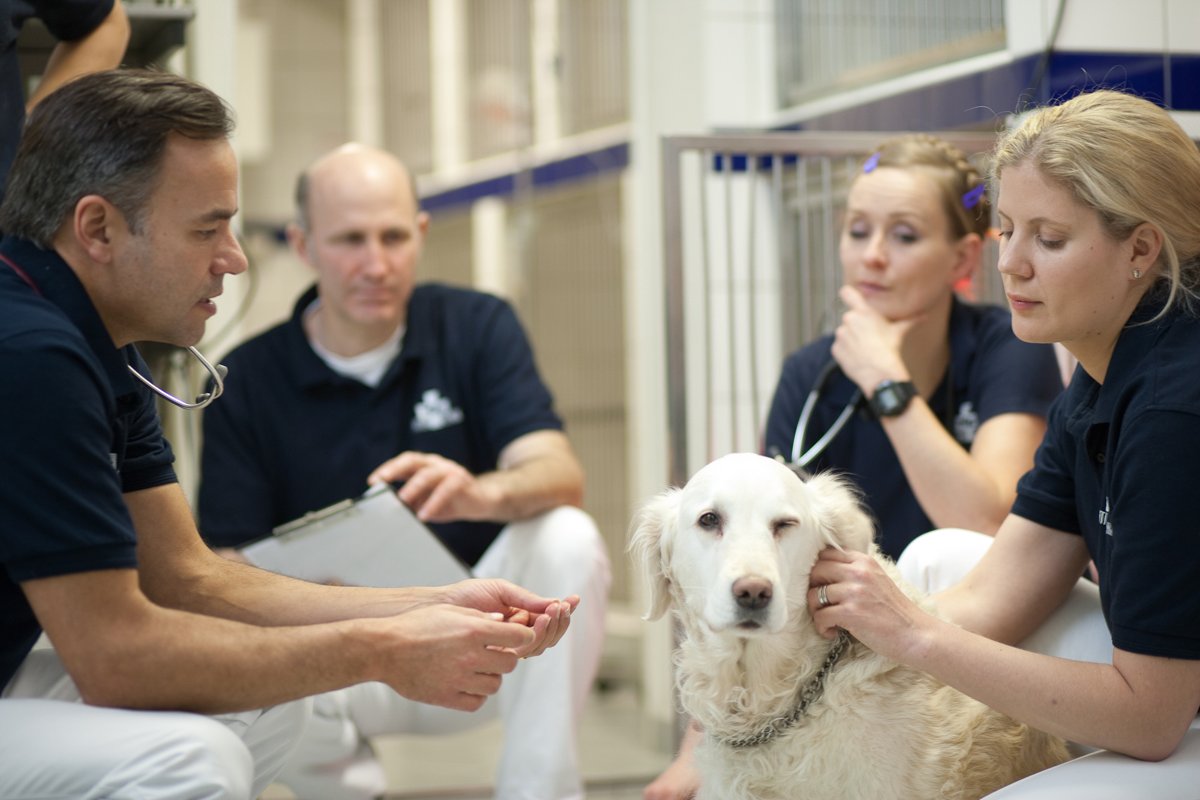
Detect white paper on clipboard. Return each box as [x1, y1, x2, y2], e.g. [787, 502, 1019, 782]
[240, 485, 472, 587]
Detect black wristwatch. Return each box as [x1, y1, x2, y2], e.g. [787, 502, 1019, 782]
[868, 379, 918, 418]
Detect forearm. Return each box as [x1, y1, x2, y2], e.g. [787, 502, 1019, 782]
[78, 605, 381, 713]
[31, 567, 543, 715]
[478, 431, 585, 521]
[27, 2, 130, 111]
[132, 484, 440, 625]
[909, 616, 1197, 760]
[156, 549, 440, 626]
[881, 400, 1011, 533]
[934, 578, 1037, 645]
[476, 453, 583, 521]
[932, 518, 1090, 646]
[30, 567, 386, 713]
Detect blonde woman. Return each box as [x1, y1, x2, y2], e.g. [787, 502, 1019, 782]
[812, 89, 1200, 785]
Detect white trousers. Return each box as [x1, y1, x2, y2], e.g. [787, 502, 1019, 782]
[0, 645, 311, 800]
[897, 528, 1112, 665]
[898, 529, 1200, 799]
[275, 506, 612, 800]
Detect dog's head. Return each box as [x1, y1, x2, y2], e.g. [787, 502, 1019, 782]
[629, 453, 874, 635]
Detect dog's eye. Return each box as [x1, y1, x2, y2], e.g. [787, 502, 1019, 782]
[697, 511, 721, 531]
[773, 518, 798, 538]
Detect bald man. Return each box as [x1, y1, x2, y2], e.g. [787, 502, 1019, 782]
[198, 144, 610, 800]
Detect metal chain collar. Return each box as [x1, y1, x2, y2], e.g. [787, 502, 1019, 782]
[713, 630, 851, 749]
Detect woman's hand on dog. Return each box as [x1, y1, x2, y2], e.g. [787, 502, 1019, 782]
[809, 547, 934, 663]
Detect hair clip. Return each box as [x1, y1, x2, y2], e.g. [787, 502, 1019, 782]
[961, 184, 986, 209]
[862, 152, 880, 173]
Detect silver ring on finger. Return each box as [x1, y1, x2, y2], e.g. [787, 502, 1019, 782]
[817, 584, 831, 608]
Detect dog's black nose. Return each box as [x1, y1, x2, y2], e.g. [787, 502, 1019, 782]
[732, 576, 773, 610]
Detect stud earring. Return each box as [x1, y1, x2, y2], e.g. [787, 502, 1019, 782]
[1132, 269, 1142, 279]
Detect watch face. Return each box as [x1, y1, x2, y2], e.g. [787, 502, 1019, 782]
[871, 380, 916, 417]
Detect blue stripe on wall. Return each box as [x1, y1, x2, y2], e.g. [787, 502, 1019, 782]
[421, 141, 629, 213]
[420, 50, 1200, 210]
[789, 51, 1200, 132]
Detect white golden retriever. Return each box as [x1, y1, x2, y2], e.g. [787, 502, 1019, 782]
[630, 453, 1068, 800]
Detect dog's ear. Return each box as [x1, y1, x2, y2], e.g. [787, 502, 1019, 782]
[627, 488, 681, 621]
[804, 471, 876, 553]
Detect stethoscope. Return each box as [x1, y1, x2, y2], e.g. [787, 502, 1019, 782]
[127, 349, 228, 410]
[3, 251, 227, 410]
[789, 359, 863, 469]
[787, 357, 956, 469]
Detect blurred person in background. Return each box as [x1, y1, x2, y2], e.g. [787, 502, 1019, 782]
[199, 143, 610, 800]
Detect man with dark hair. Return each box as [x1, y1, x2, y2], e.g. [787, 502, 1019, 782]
[0, 69, 576, 799]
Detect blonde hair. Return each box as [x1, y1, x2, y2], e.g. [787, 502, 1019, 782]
[861, 133, 991, 241]
[992, 89, 1200, 315]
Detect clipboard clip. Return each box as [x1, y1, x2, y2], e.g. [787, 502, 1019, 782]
[272, 498, 356, 536]
[270, 485, 393, 537]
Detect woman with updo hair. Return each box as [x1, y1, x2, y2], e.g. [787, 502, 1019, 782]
[761, 133, 1064, 560]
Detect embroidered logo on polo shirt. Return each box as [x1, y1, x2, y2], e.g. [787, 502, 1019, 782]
[953, 401, 979, 445]
[1098, 497, 1114, 536]
[411, 389, 464, 433]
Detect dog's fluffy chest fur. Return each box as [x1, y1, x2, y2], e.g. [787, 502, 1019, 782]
[679, 619, 1066, 800]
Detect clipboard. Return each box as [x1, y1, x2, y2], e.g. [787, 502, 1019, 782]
[239, 485, 472, 587]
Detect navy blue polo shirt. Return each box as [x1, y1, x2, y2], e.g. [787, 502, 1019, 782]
[198, 283, 563, 567]
[0, 236, 176, 689]
[1013, 299, 1200, 659]
[764, 298, 1063, 559]
[0, 0, 114, 199]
